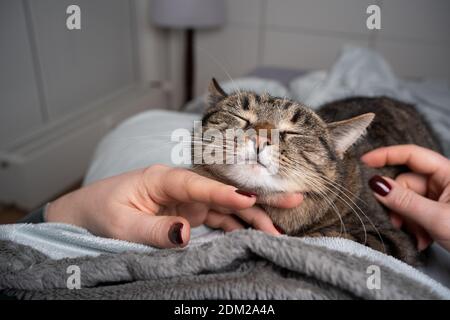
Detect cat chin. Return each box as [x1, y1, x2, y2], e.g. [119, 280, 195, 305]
[220, 164, 300, 193]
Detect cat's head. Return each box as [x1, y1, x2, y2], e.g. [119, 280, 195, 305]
[195, 78, 374, 195]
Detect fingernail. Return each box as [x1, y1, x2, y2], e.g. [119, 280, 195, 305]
[274, 224, 286, 235]
[168, 223, 183, 245]
[369, 175, 391, 196]
[235, 189, 257, 197]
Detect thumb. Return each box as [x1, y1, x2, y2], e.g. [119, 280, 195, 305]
[369, 175, 443, 233]
[115, 208, 191, 248]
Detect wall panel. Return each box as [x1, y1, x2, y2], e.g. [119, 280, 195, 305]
[0, 0, 44, 148]
[29, 0, 136, 120]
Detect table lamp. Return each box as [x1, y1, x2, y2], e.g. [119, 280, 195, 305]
[151, 0, 226, 104]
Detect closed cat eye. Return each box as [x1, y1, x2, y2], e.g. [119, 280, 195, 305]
[283, 131, 305, 136]
[227, 113, 251, 126]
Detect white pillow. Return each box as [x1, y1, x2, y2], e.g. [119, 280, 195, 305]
[288, 70, 328, 109]
[83, 110, 200, 185]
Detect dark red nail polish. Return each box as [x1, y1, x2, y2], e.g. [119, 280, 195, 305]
[274, 224, 286, 234]
[369, 175, 391, 196]
[235, 189, 257, 197]
[169, 223, 183, 245]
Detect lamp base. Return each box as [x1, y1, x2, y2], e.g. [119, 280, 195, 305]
[184, 28, 194, 106]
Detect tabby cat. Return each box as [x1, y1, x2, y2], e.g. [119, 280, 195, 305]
[192, 78, 441, 265]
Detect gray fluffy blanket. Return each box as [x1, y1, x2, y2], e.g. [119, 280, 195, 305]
[1, 230, 448, 299]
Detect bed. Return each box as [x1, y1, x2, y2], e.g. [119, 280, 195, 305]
[1, 46, 449, 299]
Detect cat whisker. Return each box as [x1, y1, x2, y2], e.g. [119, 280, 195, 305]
[282, 166, 348, 237]
[282, 155, 388, 252]
[281, 156, 368, 245]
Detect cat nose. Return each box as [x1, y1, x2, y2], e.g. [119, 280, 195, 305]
[251, 122, 275, 151]
[251, 135, 271, 153]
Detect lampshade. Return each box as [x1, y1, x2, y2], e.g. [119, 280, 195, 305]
[151, 0, 226, 29]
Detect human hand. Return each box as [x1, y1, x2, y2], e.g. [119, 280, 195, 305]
[362, 145, 450, 251]
[46, 165, 302, 248]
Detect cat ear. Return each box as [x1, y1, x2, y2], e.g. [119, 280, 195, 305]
[327, 113, 375, 157]
[207, 78, 227, 106]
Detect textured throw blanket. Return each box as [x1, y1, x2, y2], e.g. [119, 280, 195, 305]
[1, 224, 449, 300]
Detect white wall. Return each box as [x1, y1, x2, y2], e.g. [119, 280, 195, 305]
[189, 0, 450, 96]
[0, 0, 46, 149]
[1, 0, 139, 149]
[0, 0, 166, 208]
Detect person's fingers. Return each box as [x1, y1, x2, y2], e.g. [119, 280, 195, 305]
[402, 219, 433, 251]
[369, 175, 447, 235]
[210, 192, 303, 213]
[109, 207, 190, 248]
[204, 210, 245, 232]
[389, 209, 433, 251]
[174, 202, 209, 227]
[257, 193, 304, 209]
[395, 173, 428, 196]
[209, 205, 234, 215]
[389, 211, 404, 229]
[389, 173, 426, 230]
[438, 186, 450, 204]
[146, 166, 256, 210]
[206, 205, 281, 235]
[389, 173, 427, 233]
[235, 206, 281, 235]
[361, 145, 449, 176]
